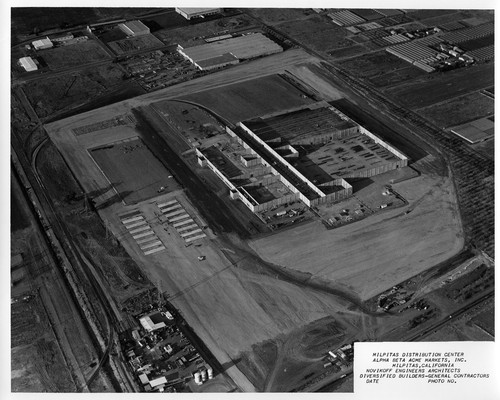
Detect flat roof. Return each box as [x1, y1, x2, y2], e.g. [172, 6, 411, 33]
[202, 146, 242, 179]
[19, 56, 37, 71]
[451, 116, 494, 143]
[180, 33, 282, 62]
[122, 20, 149, 33]
[293, 133, 401, 183]
[196, 52, 238, 68]
[245, 107, 358, 143]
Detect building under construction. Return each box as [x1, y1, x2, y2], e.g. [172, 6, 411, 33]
[196, 102, 408, 213]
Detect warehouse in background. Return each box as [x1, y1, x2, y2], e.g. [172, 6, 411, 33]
[118, 20, 150, 37]
[177, 33, 283, 71]
[175, 7, 222, 20]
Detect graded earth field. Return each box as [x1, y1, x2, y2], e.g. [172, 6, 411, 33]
[250, 172, 464, 301]
[90, 138, 179, 204]
[179, 74, 315, 123]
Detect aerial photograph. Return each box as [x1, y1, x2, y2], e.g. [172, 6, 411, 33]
[10, 5, 494, 394]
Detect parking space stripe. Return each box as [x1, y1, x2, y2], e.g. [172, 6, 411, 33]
[185, 233, 206, 243]
[136, 235, 158, 244]
[125, 219, 148, 229]
[181, 228, 202, 238]
[164, 209, 186, 218]
[173, 218, 194, 228]
[144, 246, 166, 255]
[140, 240, 163, 250]
[129, 225, 151, 234]
[133, 230, 155, 239]
[121, 215, 144, 224]
[160, 204, 182, 213]
[177, 223, 198, 233]
[158, 200, 178, 208]
[170, 213, 190, 222]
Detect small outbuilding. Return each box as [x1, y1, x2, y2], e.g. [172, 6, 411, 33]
[32, 37, 53, 50]
[175, 7, 222, 20]
[118, 20, 150, 37]
[18, 57, 38, 72]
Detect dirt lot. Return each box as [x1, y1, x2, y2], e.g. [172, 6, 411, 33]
[23, 65, 127, 119]
[383, 63, 495, 109]
[90, 137, 179, 205]
[416, 92, 494, 128]
[39, 40, 111, 69]
[180, 74, 315, 123]
[250, 172, 464, 301]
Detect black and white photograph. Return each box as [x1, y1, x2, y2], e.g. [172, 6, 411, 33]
[6, 2, 498, 398]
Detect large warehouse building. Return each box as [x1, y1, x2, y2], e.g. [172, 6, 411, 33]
[197, 102, 408, 213]
[175, 7, 222, 20]
[178, 33, 283, 71]
[118, 20, 150, 37]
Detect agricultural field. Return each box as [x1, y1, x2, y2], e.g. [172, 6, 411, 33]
[404, 9, 458, 21]
[415, 92, 494, 128]
[276, 16, 353, 52]
[327, 45, 368, 60]
[248, 8, 315, 24]
[90, 138, 180, 205]
[108, 34, 165, 55]
[153, 14, 257, 47]
[23, 64, 127, 119]
[38, 40, 111, 69]
[179, 74, 315, 123]
[250, 171, 464, 301]
[337, 50, 408, 79]
[367, 66, 426, 88]
[384, 63, 495, 109]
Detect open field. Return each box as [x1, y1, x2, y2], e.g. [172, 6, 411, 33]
[405, 9, 458, 21]
[416, 92, 494, 128]
[39, 40, 111, 69]
[384, 63, 495, 109]
[42, 49, 317, 123]
[250, 172, 464, 301]
[327, 45, 369, 60]
[367, 66, 426, 88]
[276, 16, 353, 52]
[23, 65, 127, 119]
[90, 137, 179, 204]
[248, 8, 314, 24]
[180, 74, 315, 123]
[337, 51, 409, 79]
